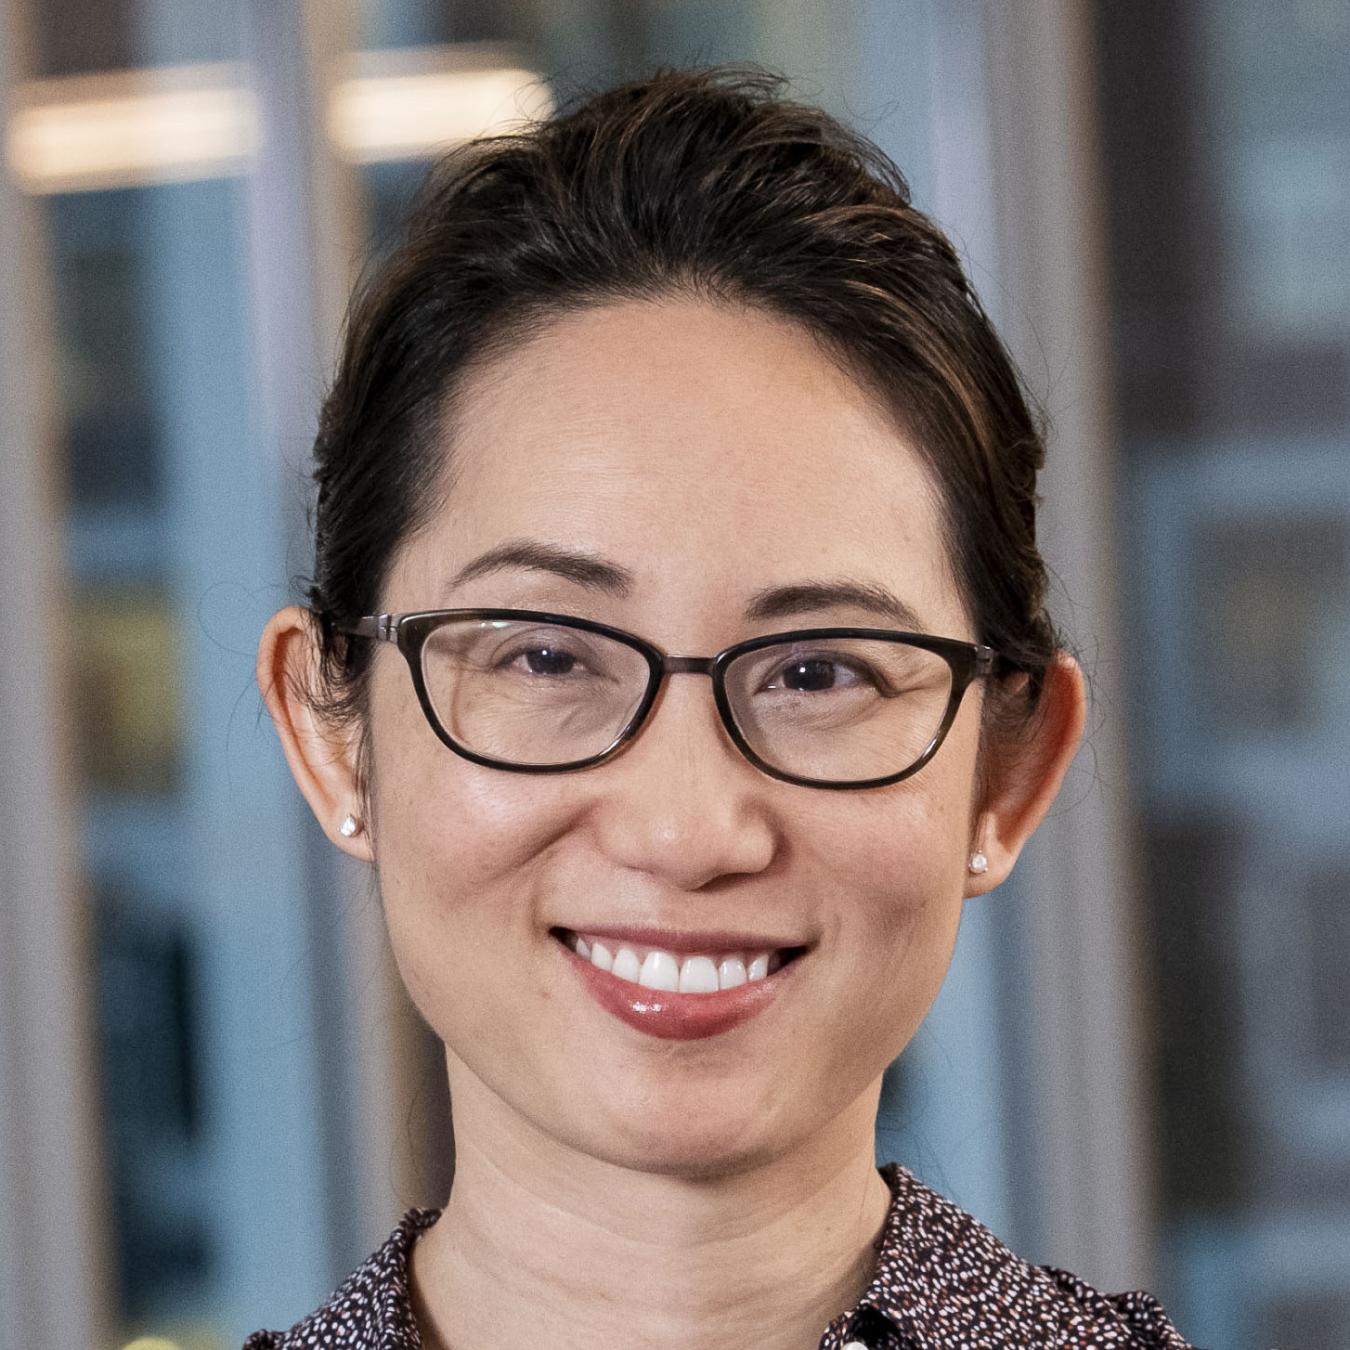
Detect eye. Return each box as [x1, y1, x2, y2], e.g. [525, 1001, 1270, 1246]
[487, 626, 627, 683]
[500, 641, 583, 677]
[762, 654, 879, 694]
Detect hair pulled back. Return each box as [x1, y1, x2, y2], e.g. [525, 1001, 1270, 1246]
[308, 65, 1059, 742]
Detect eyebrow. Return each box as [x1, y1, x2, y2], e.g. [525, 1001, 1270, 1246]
[451, 539, 635, 594]
[743, 580, 926, 630]
[449, 538, 928, 631]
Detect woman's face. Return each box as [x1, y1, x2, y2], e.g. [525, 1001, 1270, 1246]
[367, 297, 986, 1176]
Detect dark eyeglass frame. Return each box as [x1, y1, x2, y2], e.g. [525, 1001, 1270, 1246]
[334, 608, 1002, 791]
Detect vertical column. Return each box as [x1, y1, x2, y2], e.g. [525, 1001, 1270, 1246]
[243, 0, 438, 1265]
[0, 5, 114, 1348]
[981, 0, 1153, 1288]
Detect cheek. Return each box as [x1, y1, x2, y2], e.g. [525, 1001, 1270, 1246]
[373, 775, 564, 946]
[816, 751, 976, 1044]
[361, 670, 576, 1014]
[370, 773, 573, 1082]
[366, 653, 577, 874]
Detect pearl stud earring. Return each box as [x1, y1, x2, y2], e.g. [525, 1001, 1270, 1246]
[339, 814, 362, 838]
[968, 851, 988, 875]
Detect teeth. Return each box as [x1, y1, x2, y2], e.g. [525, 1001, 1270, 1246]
[718, 956, 747, 988]
[638, 950, 680, 992]
[566, 932, 786, 995]
[678, 955, 719, 994]
[611, 946, 641, 984]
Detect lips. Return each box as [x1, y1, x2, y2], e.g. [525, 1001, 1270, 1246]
[552, 926, 808, 1040]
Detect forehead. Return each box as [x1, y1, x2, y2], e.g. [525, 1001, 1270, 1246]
[400, 297, 962, 630]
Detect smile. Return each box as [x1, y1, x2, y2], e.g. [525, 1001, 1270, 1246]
[551, 927, 809, 1040]
[555, 928, 799, 993]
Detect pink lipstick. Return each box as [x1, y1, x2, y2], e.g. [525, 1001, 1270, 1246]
[557, 933, 804, 1040]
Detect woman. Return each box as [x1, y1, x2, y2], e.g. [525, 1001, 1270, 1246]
[251, 68, 1193, 1350]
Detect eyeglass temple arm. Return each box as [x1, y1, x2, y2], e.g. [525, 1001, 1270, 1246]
[333, 614, 397, 643]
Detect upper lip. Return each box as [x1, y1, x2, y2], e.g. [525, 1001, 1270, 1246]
[553, 924, 811, 955]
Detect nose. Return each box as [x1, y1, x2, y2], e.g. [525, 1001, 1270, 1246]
[584, 669, 778, 891]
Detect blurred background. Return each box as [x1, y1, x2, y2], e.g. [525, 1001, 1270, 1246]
[1, 2, 1347, 1347]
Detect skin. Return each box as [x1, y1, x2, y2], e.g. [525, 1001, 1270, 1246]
[260, 296, 1085, 1350]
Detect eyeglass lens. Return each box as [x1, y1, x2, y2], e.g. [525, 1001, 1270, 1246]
[418, 616, 955, 782]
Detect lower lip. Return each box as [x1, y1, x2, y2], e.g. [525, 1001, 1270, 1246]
[559, 940, 802, 1040]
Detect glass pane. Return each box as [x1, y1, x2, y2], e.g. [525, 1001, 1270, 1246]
[30, 0, 242, 77]
[422, 618, 650, 763]
[727, 638, 953, 781]
[25, 25, 349, 1341]
[358, 0, 534, 50]
[1098, 1, 1350, 1342]
[46, 175, 222, 1341]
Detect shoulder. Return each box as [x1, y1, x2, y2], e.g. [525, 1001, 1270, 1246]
[862, 1163, 1196, 1349]
[242, 1207, 440, 1350]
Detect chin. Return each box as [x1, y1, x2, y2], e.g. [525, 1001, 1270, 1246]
[590, 1127, 782, 1181]
[556, 1083, 801, 1181]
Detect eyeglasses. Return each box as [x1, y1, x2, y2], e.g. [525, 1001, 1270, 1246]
[335, 608, 1000, 791]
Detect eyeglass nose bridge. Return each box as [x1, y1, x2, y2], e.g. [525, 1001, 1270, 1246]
[661, 655, 719, 676]
[622, 653, 749, 775]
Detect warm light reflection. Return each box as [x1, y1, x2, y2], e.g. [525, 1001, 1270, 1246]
[4, 49, 551, 195]
[328, 53, 553, 162]
[7, 64, 259, 194]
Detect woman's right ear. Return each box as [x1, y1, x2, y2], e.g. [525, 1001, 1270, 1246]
[257, 606, 374, 862]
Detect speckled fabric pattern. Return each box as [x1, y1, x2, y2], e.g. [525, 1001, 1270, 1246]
[243, 1162, 1195, 1349]
[244, 1204, 437, 1350]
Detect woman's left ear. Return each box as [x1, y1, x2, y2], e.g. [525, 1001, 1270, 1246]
[966, 652, 1087, 896]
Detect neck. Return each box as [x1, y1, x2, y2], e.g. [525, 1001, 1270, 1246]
[410, 1061, 893, 1350]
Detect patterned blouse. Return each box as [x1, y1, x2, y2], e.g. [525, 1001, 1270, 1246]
[243, 1162, 1196, 1349]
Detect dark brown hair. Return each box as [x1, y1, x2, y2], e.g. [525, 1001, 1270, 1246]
[307, 65, 1059, 750]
